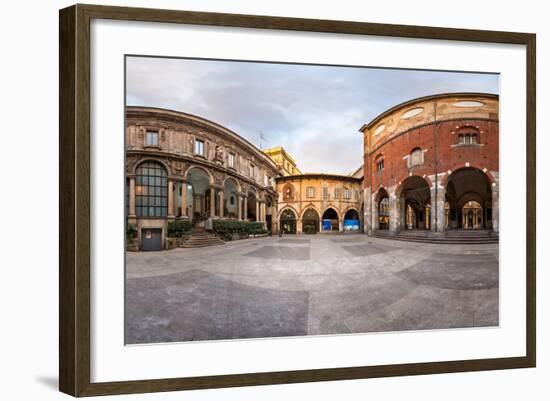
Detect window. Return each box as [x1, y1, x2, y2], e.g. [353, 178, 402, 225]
[228, 152, 235, 168]
[283, 184, 294, 200]
[249, 164, 255, 179]
[307, 186, 315, 198]
[334, 188, 340, 199]
[135, 161, 168, 217]
[456, 128, 480, 145]
[343, 188, 352, 199]
[321, 187, 329, 200]
[145, 130, 159, 147]
[194, 139, 205, 156]
[376, 158, 384, 172]
[409, 148, 423, 167]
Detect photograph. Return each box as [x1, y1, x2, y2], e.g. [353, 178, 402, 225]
[123, 56, 500, 344]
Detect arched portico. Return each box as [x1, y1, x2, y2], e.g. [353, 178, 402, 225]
[279, 208, 297, 234]
[397, 176, 431, 231]
[445, 167, 494, 231]
[375, 188, 390, 230]
[321, 207, 340, 232]
[302, 208, 320, 234]
[343, 208, 360, 232]
[185, 166, 213, 222]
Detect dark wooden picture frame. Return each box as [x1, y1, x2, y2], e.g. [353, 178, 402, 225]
[59, 3, 536, 397]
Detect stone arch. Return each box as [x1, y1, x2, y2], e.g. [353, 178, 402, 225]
[279, 207, 298, 234]
[321, 206, 340, 232]
[222, 176, 241, 192]
[396, 175, 432, 230]
[444, 166, 493, 230]
[301, 207, 321, 234]
[133, 157, 172, 176]
[184, 164, 214, 185]
[276, 204, 300, 220]
[440, 164, 496, 188]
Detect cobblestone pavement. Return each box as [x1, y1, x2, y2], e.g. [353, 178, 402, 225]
[125, 234, 499, 344]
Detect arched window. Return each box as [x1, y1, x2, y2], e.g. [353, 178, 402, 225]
[135, 161, 168, 217]
[283, 183, 295, 200]
[456, 127, 480, 145]
[409, 147, 423, 167]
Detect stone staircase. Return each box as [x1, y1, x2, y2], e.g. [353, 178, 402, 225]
[181, 227, 225, 248]
[373, 229, 499, 244]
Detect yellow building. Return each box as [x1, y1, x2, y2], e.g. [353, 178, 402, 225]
[275, 174, 363, 234]
[263, 146, 302, 176]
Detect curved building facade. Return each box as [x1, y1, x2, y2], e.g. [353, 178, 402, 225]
[360, 93, 499, 235]
[126, 107, 280, 250]
[276, 174, 363, 234]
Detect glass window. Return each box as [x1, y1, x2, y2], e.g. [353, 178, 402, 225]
[228, 152, 235, 168]
[321, 187, 329, 200]
[249, 164, 255, 179]
[135, 161, 167, 217]
[334, 188, 340, 199]
[376, 159, 384, 172]
[307, 186, 315, 198]
[145, 130, 159, 147]
[343, 188, 351, 199]
[194, 139, 205, 156]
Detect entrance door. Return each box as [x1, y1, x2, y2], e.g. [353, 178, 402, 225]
[141, 228, 162, 251]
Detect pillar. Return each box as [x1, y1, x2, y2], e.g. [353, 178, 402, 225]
[371, 191, 379, 232]
[238, 195, 243, 220]
[492, 181, 499, 233]
[210, 187, 215, 217]
[128, 177, 136, 217]
[167, 180, 175, 218]
[261, 202, 266, 222]
[255, 200, 259, 222]
[219, 190, 224, 218]
[180, 180, 187, 217]
[297, 218, 302, 234]
[430, 185, 446, 233]
[389, 190, 400, 233]
[363, 187, 372, 235]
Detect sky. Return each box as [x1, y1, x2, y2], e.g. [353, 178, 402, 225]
[126, 56, 499, 175]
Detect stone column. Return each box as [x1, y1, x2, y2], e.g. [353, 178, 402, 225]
[128, 177, 136, 217]
[219, 190, 224, 218]
[492, 180, 499, 233]
[237, 195, 243, 220]
[297, 218, 302, 234]
[371, 191, 379, 232]
[167, 180, 175, 218]
[363, 187, 372, 235]
[180, 180, 187, 217]
[430, 185, 446, 233]
[255, 200, 260, 222]
[389, 189, 400, 233]
[210, 187, 215, 217]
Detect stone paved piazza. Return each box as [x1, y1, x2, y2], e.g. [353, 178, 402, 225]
[125, 235, 498, 344]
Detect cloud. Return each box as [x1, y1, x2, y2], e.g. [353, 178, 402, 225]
[126, 56, 499, 174]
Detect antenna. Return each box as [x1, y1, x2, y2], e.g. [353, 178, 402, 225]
[259, 131, 266, 150]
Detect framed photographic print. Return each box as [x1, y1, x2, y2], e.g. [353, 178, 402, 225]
[59, 4, 536, 397]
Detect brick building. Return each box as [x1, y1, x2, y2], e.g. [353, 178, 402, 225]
[360, 93, 499, 235]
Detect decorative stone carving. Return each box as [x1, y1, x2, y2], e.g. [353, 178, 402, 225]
[214, 145, 225, 165]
